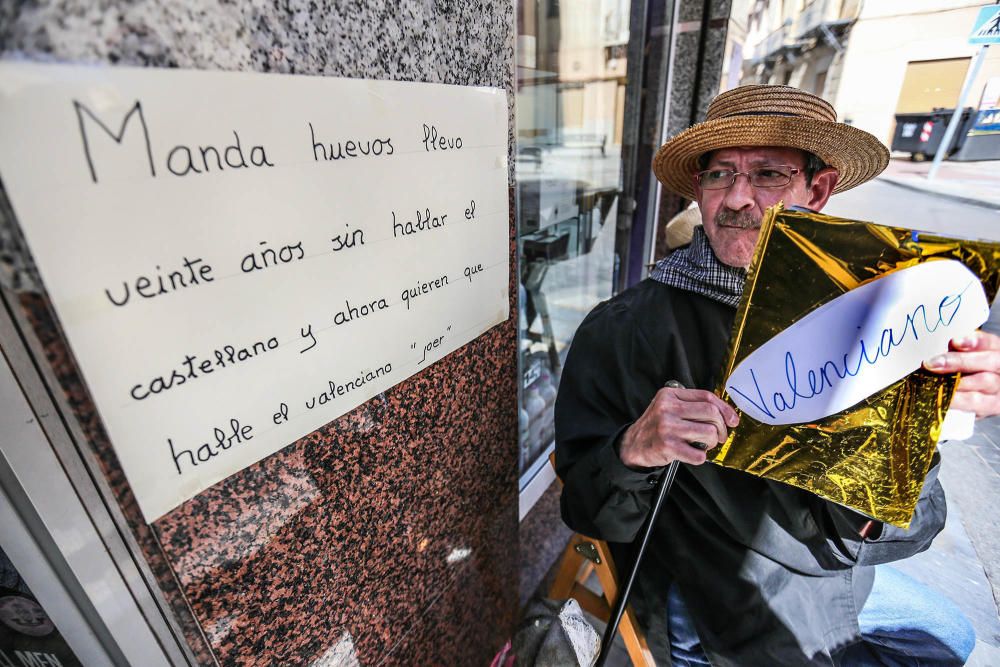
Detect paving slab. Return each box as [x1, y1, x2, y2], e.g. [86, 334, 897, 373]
[893, 464, 1000, 647]
[936, 432, 1000, 631]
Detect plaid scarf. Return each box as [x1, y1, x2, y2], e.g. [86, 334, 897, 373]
[650, 225, 746, 307]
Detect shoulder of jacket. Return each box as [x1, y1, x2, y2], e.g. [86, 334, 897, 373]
[580, 279, 683, 338]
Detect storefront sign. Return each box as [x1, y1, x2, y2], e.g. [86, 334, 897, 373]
[0, 63, 510, 521]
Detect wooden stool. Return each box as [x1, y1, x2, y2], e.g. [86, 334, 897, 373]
[548, 456, 657, 666]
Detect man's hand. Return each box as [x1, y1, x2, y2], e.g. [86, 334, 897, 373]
[619, 386, 740, 468]
[924, 331, 1000, 418]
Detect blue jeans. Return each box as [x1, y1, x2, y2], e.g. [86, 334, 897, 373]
[667, 565, 976, 666]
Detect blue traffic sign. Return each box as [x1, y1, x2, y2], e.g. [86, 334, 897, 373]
[970, 5, 1000, 45]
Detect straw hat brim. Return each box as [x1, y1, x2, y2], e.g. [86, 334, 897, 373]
[653, 115, 889, 201]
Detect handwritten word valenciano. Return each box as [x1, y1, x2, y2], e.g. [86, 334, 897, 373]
[729, 288, 968, 419]
[305, 363, 393, 409]
[130, 336, 279, 401]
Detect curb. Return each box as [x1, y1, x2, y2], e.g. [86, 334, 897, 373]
[879, 177, 1000, 211]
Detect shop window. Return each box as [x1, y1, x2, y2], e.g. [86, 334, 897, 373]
[516, 0, 632, 494]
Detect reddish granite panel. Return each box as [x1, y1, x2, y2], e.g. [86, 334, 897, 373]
[16, 188, 518, 666]
[378, 522, 519, 666]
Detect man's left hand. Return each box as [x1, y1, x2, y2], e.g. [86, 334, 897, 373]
[924, 331, 1000, 418]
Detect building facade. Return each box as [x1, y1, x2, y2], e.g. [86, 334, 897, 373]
[741, 0, 1000, 149]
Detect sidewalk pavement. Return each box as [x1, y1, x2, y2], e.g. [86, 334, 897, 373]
[878, 156, 1000, 209]
[862, 305, 1000, 666]
[896, 429, 1000, 667]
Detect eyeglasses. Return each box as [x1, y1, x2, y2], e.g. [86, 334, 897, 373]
[695, 165, 801, 190]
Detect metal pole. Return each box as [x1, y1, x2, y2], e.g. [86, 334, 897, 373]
[593, 378, 708, 665]
[594, 460, 679, 667]
[928, 45, 988, 180]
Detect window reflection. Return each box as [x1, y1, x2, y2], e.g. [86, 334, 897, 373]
[516, 0, 631, 483]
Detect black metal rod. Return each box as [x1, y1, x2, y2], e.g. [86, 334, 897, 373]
[594, 459, 680, 666]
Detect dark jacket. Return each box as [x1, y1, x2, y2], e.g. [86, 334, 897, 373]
[554, 279, 947, 666]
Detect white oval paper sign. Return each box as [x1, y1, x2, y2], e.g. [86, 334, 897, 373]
[725, 260, 989, 425]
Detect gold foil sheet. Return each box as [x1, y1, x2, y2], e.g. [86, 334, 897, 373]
[712, 205, 1000, 528]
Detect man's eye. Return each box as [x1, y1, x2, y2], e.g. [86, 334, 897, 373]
[756, 169, 782, 179]
[704, 170, 731, 181]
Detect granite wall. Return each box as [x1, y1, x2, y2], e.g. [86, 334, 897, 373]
[0, 2, 518, 665]
[655, 0, 733, 260]
[666, 0, 733, 138]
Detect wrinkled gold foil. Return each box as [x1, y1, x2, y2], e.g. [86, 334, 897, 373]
[712, 204, 1000, 528]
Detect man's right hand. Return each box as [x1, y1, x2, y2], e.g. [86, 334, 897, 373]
[619, 386, 739, 468]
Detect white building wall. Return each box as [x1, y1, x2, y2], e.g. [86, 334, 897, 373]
[834, 1, 1000, 143]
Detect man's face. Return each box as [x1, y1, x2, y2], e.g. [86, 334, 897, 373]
[692, 146, 837, 268]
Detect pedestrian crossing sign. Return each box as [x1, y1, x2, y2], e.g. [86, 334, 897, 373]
[970, 5, 1000, 45]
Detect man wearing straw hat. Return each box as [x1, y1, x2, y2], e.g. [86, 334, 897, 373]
[555, 85, 998, 665]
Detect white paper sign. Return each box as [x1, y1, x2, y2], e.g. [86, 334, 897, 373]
[725, 260, 988, 425]
[0, 63, 510, 521]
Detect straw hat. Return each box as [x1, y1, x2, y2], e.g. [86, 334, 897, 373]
[653, 85, 889, 201]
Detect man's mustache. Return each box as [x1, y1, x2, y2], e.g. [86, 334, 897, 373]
[715, 209, 761, 229]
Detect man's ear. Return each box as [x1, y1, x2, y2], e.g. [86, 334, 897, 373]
[806, 167, 839, 211]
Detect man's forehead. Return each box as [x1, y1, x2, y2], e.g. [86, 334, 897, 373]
[705, 146, 806, 165]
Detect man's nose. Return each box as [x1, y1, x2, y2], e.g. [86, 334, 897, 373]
[722, 172, 755, 210]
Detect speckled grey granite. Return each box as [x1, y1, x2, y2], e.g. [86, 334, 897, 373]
[697, 14, 730, 118]
[679, 0, 704, 23]
[656, 0, 731, 264]
[0, 2, 517, 665]
[665, 0, 732, 138]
